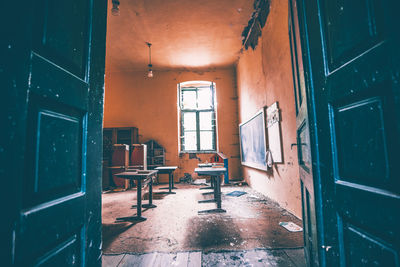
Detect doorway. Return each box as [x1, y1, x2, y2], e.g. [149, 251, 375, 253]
[101, 0, 306, 266]
[6, 0, 398, 266]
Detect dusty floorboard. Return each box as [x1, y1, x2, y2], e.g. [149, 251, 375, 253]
[102, 184, 303, 254]
[102, 248, 306, 267]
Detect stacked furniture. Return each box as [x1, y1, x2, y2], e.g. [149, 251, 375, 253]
[102, 127, 139, 189]
[145, 139, 165, 168]
[129, 144, 147, 170]
[103, 127, 139, 161]
[110, 144, 130, 188]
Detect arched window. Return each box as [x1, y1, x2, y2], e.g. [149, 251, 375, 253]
[178, 81, 217, 152]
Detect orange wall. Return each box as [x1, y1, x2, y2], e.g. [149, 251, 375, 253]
[104, 68, 241, 183]
[236, 0, 302, 217]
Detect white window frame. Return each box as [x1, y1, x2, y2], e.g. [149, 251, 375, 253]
[178, 81, 217, 153]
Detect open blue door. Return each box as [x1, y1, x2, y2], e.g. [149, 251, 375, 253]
[292, 0, 400, 265]
[2, 0, 107, 265]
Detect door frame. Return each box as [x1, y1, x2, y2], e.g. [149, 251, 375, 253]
[290, 0, 335, 265]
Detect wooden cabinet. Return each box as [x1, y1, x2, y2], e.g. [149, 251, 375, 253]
[145, 140, 165, 168]
[111, 144, 130, 188]
[115, 127, 139, 145]
[129, 144, 147, 170]
[103, 127, 139, 161]
[102, 127, 138, 189]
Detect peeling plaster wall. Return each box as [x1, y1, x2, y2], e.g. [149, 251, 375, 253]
[236, 0, 302, 217]
[104, 68, 241, 183]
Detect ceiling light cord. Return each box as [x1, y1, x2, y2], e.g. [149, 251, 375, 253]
[146, 42, 153, 78]
[147, 42, 152, 65]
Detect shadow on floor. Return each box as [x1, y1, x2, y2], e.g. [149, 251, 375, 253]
[102, 223, 135, 251]
[142, 192, 168, 200]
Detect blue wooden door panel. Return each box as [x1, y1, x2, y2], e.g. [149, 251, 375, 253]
[296, 0, 400, 265]
[2, 0, 107, 265]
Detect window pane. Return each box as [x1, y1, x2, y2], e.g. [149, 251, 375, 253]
[199, 112, 213, 130]
[183, 112, 196, 131]
[182, 90, 197, 109]
[179, 82, 216, 152]
[197, 87, 213, 109]
[200, 131, 214, 150]
[184, 131, 197, 151]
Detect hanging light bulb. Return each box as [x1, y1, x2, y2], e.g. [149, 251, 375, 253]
[146, 42, 153, 78]
[147, 68, 153, 78]
[111, 0, 120, 16]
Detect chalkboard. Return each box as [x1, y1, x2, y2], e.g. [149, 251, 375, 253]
[239, 109, 268, 171]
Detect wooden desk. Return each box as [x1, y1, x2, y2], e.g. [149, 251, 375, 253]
[195, 167, 227, 213]
[155, 166, 178, 194]
[114, 170, 158, 222]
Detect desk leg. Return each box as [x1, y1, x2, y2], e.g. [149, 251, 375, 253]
[168, 172, 176, 194]
[149, 176, 154, 206]
[216, 175, 222, 209]
[137, 179, 142, 216]
[213, 176, 217, 200]
[198, 208, 226, 214]
[198, 175, 226, 214]
[117, 178, 147, 222]
[169, 172, 172, 193]
[199, 186, 213, 190]
[158, 171, 176, 194]
[171, 172, 177, 189]
[198, 176, 216, 204]
[200, 176, 214, 190]
[142, 175, 157, 209]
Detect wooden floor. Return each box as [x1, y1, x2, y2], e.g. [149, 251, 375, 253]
[103, 248, 306, 266]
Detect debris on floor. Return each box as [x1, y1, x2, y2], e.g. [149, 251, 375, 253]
[179, 173, 192, 183]
[226, 190, 247, 197]
[102, 184, 304, 254]
[231, 180, 248, 186]
[279, 221, 303, 232]
[192, 178, 207, 185]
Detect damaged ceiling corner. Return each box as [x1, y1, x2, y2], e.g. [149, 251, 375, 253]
[241, 0, 271, 50]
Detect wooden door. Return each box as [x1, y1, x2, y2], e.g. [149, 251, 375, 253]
[289, 0, 320, 265]
[2, 0, 107, 266]
[293, 0, 400, 265]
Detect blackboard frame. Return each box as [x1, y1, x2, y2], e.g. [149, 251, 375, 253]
[239, 108, 268, 171]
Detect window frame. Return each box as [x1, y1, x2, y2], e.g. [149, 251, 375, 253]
[179, 82, 217, 153]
